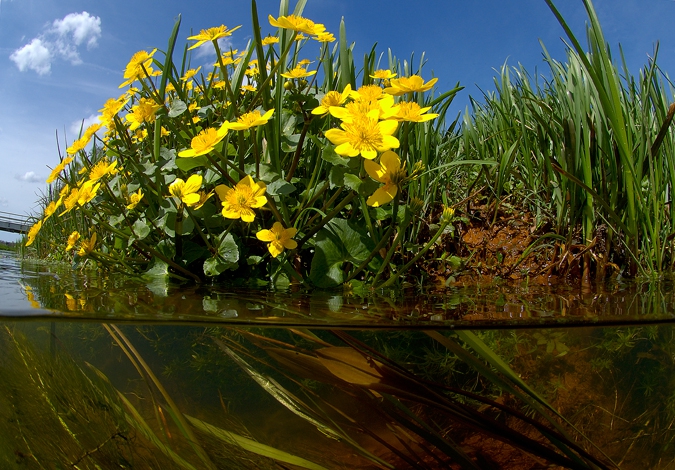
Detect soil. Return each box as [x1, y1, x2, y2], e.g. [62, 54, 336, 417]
[418, 203, 606, 287]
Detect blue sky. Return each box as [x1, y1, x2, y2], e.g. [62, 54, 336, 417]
[1, 0, 674, 242]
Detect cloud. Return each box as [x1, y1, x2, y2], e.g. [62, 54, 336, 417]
[10, 38, 52, 75]
[193, 37, 235, 60]
[69, 114, 100, 136]
[10, 11, 101, 75]
[15, 171, 43, 183]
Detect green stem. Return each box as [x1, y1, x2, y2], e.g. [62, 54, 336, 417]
[376, 218, 450, 289]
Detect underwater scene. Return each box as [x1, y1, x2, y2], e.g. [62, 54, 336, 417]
[3, 250, 675, 469]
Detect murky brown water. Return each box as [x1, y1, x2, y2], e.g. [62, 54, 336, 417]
[2, 249, 675, 469]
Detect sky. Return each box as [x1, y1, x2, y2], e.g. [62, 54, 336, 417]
[1, 0, 675, 242]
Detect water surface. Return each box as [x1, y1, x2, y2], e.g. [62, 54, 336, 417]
[1, 249, 674, 469]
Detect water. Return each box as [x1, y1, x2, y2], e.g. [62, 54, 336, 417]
[2, 249, 675, 469]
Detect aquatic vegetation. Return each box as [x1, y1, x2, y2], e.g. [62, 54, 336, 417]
[26, 0, 459, 288]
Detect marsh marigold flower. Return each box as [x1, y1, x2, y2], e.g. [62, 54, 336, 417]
[65, 231, 80, 252]
[268, 14, 326, 36]
[228, 109, 274, 131]
[394, 101, 439, 123]
[314, 32, 335, 43]
[262, 35, 279, 46]
[256, 222, 297, 257]
[215, 175, 267, 223]
[364, 151, 407, 207]
[78, 232, 97, 257]
[311, 84, 352, 116]
[126, 98, 161, 131]
[46, 157, 74, 183]
[60, 187, 80, 216]
[370, 69, 397, 80]
[169, 174, 203, 207]
[119, 49, 157, 88]
[25, 220, 42, 247]
[324, 111, 399, 160]
[99, 96, 128, 127]
[126, 189, 144, 210]
[281, 66, 316, 79]
[187, 25, 242, 50]
[178, 124, 230, 157]
[384, 75, 438, 96]
[43, 199, 62, 219]
[77, 180, 101, 206]
[88, 159, 118, 182]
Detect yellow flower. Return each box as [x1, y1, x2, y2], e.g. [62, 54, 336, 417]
[256, 222, 297, 257]
[280, 65, 316, 79]
[441, 206, 455, 224]
[215, 175, 267, 223]
[329, 93, 397, 122]
[46, 156, 74, 183]
[60, 187, 80, 215]
[64, 293, 77, 311]
[228, 109, 274, 131]
[126, 189, 144, 210]
[262, 35, 279, 46]
[169, 174, 203, 207]
[394, 101, 439, 123]
[370, 69, 397, 80]
[364, 151, 406, 207]
[178, 124, 230, 157]
[119, 49, 157, 88]
[314, 32, 336, 43]
[65, 231, 80, 252]
[311, 84, 352, 116]
[43, 199, 62, 219]
[324, 111, 399, 160]
[78, 232, 97, 257]
[25, 220, 42, 247]
[126, 98, 161, 131]
[99, 96, 128, 127]
[181, 67, 201, 81]
[268, 14, 326, 36]
[66, 137, 89, 155]
[193, 190, 214, 210]
[240, 84, 257, 94]
[26, 289, 40, 309]
[77, 180, 101, 206]
[88, 159, 118, 182]
[384, 75, 438, 96]
[187, 25, 242, 50]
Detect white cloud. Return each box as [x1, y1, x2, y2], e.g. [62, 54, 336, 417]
[194, 37, 235, 60]
[10, 11, 102, 74]
[69, 114, 100, 136]
[10, 38, 52, 75]
[15, 171, 43, 183]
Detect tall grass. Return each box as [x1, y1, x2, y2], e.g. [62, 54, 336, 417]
[452, 0, 675, 280]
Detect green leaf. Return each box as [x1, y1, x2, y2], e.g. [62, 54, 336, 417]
[175, 155, 209, 171]
[329, 165, 347, 188]
[343, 173, 362, 192]
[322, 146, 350, 167]
[217, 232, 239, 264]
[109, 214, 125, 227]
[309, 218, 374, 288]
[132, 218, 151, 240]
[267, 180, 297, 196]
[203, 256, 232, 277]
[182, 240, 210, 265]
[168, 99, 188, 117]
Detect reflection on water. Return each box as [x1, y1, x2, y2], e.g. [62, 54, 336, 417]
[2, 249, 675, 468]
